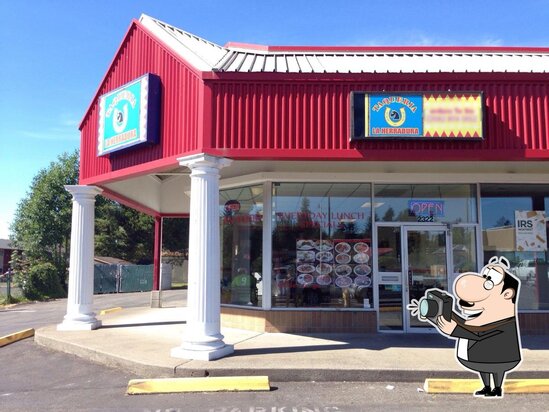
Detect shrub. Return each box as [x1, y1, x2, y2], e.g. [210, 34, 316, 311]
[15, 262, 66, 301]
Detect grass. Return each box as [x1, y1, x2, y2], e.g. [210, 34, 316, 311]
[0, 295, 26, 306]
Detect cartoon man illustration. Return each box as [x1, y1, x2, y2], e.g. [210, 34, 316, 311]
[410, 256, 522, 397]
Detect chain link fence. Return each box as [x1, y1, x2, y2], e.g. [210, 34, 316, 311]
[93, 264, 154, 294]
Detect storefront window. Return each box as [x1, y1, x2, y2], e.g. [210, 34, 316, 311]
[376, 226, 402, 330]
[481, 184, 549, 310]
[374, 184, 477, 224]
[220, 185, 263, 307]
[377, 226, 401, 273]
[272, 183, 372, 308]
[161, 217, 189, 289]
[452, 226, 477, 274]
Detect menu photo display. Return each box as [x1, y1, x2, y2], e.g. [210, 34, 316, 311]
[295, 239, 372, 289]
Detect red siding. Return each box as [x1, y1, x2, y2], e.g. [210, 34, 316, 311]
[209, 78, 549, 161]
[80, 23, 203, 184]
[2, 249, 13, 274]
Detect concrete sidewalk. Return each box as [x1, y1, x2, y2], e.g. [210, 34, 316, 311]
[34, 307, 549, 382]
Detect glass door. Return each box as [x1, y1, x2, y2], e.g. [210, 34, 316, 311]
[403, 226, 450, 332]
[376, 225, 403, 331]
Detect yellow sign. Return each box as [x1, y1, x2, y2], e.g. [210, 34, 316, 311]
[423, 94, 483, 138]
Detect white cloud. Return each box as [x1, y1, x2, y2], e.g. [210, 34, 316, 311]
[479, 37, 504, 46]
[349, 30, 507, 47]
[61, 119, 79, 127]
[59, 113, 80, 128]
[17, 113, 80, 141]
[18, 129, 79, 141]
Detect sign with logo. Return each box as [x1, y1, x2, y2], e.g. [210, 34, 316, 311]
[515, 210, 547, 251]
[97, 73, 161, 156]
[224, 200, 241, 214]
[351, 92, 483, 140]
[369, 95, 423, 137]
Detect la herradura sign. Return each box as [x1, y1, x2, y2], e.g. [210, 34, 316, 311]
[351, 92, 483, 140]
[97, 73, 161, 156]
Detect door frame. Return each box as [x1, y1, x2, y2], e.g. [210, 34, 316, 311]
[401, 225, 451, 333]
[374, 222, 480, 333]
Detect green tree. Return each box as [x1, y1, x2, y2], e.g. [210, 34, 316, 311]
[162, 217, 189, 254]
[95, 199, 154, 264]
[11, 151, 79, 291]
[10, 150, 155, 300]
[18, 262, 65, 301]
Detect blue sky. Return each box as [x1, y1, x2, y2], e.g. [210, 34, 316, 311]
[1, 0, 548, 239]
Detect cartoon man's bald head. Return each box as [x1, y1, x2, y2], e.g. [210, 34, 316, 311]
[454, 257, 520, 326]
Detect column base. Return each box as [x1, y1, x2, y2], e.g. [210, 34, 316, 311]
[171, 344, 234, 361]
[57, 319, 102, 331]
[57, 312, 101, 331]
[150, 290, 162, 308]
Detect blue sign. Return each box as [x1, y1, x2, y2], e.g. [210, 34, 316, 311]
[97, 73, 161, 156]
[368, 94, 423, 137]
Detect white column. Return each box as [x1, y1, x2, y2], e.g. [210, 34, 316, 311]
[57, 185, 103, 331]
[171, 154, 233, 361]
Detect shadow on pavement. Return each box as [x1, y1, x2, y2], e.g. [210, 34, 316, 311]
[100, 320, 186, 329]
[233, 332, 549, 357]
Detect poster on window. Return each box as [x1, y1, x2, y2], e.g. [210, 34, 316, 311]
[515, 211, 547, 251]
[296, 239, 333, 286]
[296, 239, 371, 288]
[333, 239, 372, 289]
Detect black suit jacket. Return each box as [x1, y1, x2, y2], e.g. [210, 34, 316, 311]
[450, 315, 521, 364]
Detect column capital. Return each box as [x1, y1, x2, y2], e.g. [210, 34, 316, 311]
[65, 185, 103, 200]
[177, 154, 232, 171]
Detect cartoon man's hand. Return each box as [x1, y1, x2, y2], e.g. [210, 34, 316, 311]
[436, 315, 457, 335]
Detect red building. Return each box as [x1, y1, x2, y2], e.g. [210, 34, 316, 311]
[61, 14, 549, 360]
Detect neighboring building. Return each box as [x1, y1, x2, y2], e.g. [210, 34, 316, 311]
[94, 256, 132, 265]
[0, 239, 17, 275]
[60, 14, 549, 360]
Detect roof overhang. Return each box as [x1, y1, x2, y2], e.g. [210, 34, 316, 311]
[95, 159, 549, 217]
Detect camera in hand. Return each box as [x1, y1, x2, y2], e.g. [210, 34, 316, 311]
[418, 288, 453, 324]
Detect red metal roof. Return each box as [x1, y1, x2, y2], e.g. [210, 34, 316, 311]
[141, 15, 549, 75]
[227, 43, 549, 54]
[79, 16, 549, 185]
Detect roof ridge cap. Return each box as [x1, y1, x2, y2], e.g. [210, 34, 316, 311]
[139, 14, 226, 51]
[139, 14, 230, 71]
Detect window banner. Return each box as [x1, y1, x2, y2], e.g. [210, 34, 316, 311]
[515, 211, 547, 251]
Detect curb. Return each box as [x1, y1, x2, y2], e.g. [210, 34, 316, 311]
[0, 328, 35, 347]
[34, 329, 549, 382]
[34, 330, 176, 378]
[173, 367, 549, 383]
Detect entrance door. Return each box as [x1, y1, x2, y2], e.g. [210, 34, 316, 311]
[403, 226, 450, 332]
